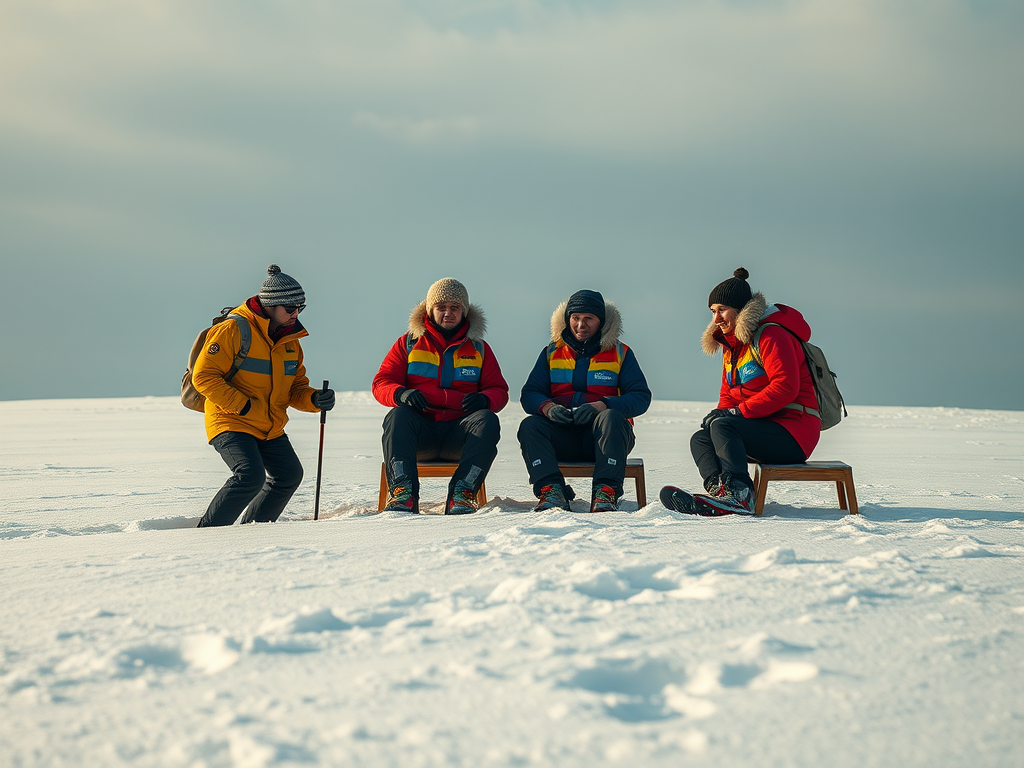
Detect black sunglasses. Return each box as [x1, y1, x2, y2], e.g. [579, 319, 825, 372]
[281, 304, 305, 314]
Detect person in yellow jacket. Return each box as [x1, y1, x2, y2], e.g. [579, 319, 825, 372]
[193, 265, 335, 527]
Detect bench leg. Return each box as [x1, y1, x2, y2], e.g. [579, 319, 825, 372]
[634, 473, 647, 507]
[836, 481, 848, 511]
[843, 470, 859, 515]
[378, 464, 389, 512]
[476, 482, 488, 508]
[753, 473, 769, 516]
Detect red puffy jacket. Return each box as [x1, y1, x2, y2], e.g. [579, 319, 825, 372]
[372, 302, 509, 422]
[702, 294, 821, 458]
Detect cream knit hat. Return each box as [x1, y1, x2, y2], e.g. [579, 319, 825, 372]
[425, 278, 469, 311]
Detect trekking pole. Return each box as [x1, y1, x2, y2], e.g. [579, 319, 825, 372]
[314, 380, 328, 521]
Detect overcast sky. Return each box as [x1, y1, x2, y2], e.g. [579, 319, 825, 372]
[2, 0, 1022, 411]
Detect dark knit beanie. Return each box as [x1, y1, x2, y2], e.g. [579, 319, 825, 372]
[259, 264, 305, 307]
[708, 267, 752, 310]
[565, 289, 606, 325]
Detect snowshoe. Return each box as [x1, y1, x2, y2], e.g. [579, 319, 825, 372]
[660, 485, 753, 517]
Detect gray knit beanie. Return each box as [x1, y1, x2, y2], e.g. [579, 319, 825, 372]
[425, 278, 469, 311]
[259, 264, 305, 307]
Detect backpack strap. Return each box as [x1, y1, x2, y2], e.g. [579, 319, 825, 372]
[750, 323, 779, 368]
[782, 402, 821, 418]
[224, 314, 251, 383]
[751, 323, 821, 420]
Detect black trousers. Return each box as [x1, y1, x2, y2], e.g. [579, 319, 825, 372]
[517, 410, 635, 497]
[690, 417, 805, 489]
[382, 407, 500, 496]
[199, 432, 304, 527]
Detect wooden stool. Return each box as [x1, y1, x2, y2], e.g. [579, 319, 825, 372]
[377, 462, 488, 511]
[557, 457, 648, 507]
[750, 461, 858, 516]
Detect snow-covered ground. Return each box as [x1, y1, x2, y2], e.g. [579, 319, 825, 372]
[2, 394, 1022, 768]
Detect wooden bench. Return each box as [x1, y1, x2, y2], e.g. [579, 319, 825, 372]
[558, 457, 648, 507]
[750, 461, 858, 516]
[377, 462, 488, 512]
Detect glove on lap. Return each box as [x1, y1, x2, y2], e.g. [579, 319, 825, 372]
[461, 392, 489, 414]
[572, 403, 600, 425]
[397, 388, 428, 412]
[701, 407, 741, 430]
[546, 404, 574, 424]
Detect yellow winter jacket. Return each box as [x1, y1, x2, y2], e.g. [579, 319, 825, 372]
[192, 300, 320, 443]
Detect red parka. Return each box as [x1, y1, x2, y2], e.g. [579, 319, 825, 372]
[372, 301, 509, 422]
[702, 293, 821, 459]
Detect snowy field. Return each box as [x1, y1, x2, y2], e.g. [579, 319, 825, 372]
[2, 394, 1023, 768]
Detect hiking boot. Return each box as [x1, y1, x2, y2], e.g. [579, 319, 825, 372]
[703, 474, 725, 497]
[384, 483, 418, 513]
[714, 476, 754, 514]
[446, 481, 478, 515]
[590, 484, 619, 513]
[534, 483, 569, 512]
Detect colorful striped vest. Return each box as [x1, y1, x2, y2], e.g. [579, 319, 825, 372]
[723, 343, 767, 388]
[547, 340, 627, 405]
[406, 334, 486, 391]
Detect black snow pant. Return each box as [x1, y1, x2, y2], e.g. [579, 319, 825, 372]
[381, 407, 500, 497]
[517, 409, 636, 498]
[690, 416, 805, 490]
[198, 432, 304, 527]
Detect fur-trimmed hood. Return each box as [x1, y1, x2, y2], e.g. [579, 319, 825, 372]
[701, 293, 813, 355]
[408, 301, 487, 340]
[550, 299, 622, 352]
[701, 292, 767, 355]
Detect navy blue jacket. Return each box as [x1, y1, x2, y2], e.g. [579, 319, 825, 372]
[520, 343, 652, 419]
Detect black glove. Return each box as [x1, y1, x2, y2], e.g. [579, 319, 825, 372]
[701, 407, 741, 430]
[312, 388, 335, 411]
[397, 388, 428, 412]
[461, 392, 489, 414]
[573, 403, 601, 425]
[545, 404, 574, 424]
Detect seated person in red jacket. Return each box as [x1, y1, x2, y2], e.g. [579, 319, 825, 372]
[372, 278, 509, 514]
[518, 289, 652, 513]
[661, 268, 822, 516]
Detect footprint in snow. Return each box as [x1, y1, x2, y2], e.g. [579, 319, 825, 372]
[567, 656, 686, 723]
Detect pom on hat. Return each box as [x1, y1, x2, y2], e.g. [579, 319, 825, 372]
[425, 278, 470, 310]
[259, 264, 305, 307]
[708, 267, 752, 310]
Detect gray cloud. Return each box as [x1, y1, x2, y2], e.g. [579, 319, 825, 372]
[1, 0, 1021, 409]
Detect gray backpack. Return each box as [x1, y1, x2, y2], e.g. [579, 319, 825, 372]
[752, 323, 847, 430]
[181, 308, 252, 412]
